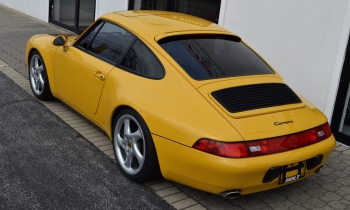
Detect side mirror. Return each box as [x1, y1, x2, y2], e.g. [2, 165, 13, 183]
[54, 35, 69, 52]
[53, 35, 66, 46]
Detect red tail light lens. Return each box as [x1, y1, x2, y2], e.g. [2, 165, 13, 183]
[193, 123, 332, 158]
[193, 139, 249, 158]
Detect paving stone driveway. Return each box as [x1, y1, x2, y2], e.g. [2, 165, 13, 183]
[1, 4, 350, 210]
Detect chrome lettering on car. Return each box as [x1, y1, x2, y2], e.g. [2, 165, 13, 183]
[274, 120, 293, 126]
[285, 174, 300, 183]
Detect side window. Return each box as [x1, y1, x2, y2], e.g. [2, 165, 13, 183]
[120, 40, 164, 79]
[76, 21, 135, 63]
[76, 22, 104, 50]
[88, 22, 134, 63]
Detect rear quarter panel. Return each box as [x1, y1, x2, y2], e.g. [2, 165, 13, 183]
[95, 56, 243, 146]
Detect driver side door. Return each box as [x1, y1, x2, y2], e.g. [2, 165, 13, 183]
[54, 21, 135, 114]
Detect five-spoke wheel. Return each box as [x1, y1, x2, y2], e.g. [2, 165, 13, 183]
[113, 109, 160, 182]
[29, 51, 52, 100]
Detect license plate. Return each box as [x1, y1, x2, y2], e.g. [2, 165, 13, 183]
[279, 161, 306, 184]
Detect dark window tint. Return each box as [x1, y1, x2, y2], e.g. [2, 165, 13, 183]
[121, 40, 164, 79]
[76, 21, 104, 49]
[76, 21, 135, 63]
[88, 22, 135, 63]
[130, 0, 221, 23]
[159, 35, 275, 80]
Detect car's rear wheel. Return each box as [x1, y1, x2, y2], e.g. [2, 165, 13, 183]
[113, 108, 160, 182]
[29, 50, 53, 100]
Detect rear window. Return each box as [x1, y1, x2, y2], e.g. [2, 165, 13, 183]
[158, 35, 275, 80]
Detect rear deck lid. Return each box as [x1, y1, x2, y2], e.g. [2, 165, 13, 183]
[198, 77, 323, 140]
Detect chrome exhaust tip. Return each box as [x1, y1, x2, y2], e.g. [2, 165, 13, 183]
[220, 190, 241, 199]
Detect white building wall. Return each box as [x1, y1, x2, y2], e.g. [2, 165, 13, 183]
[220, 0, 350, 120]
[95, 0, 128, 19]
[0, 0, 49, 22]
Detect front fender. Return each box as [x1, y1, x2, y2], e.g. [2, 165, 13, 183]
[25, 34, 78, 96]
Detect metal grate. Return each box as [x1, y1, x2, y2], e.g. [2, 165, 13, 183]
[211, 83, 302, 113]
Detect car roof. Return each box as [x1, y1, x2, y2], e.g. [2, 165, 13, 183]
[100, 11, 232, 40]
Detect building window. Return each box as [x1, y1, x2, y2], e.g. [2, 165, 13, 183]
[49, 0, 96, 34]
[331, 38, 350, 146]
[129, 0, 221, 23]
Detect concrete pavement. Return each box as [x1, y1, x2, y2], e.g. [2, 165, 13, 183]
[1, 3, 350, 210]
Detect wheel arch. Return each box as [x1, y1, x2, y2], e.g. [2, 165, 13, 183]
[110, 105, 138, 137]
[25, 35, 60, 96]
[110, 105, 162, 181]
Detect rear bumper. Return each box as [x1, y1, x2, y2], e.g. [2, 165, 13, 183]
[153, 134, 336, 195]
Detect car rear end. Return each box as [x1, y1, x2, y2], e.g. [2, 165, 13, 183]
[155, 32, 335, 195]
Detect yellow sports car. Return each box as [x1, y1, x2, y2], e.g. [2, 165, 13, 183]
[25, 11, 335, 198]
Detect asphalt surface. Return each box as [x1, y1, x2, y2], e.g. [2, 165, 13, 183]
[0, 72, 172, 209]
[0, 6, 172, 210]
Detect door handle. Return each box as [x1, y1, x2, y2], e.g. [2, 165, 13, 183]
[93, 72, 105, 81]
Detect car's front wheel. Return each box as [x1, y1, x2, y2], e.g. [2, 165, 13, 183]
[29, 50, 53, 100]
[113, 108, 160, 182]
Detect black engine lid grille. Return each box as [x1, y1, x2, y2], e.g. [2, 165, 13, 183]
[211, 83, 302, 113]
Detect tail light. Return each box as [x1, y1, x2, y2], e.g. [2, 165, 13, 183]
[193, 123, 332, 158]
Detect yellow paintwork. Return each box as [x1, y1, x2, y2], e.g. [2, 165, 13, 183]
[153, 134, 335, 194]
[25, 11, 335, 195]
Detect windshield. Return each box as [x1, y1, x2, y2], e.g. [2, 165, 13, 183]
[159, 35, 275, 80]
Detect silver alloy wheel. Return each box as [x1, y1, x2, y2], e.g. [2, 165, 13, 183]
[114, 114, 146, 175]
[30, 54, 45, 95]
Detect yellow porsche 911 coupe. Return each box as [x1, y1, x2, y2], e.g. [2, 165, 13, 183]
[25, 11, 335, 198]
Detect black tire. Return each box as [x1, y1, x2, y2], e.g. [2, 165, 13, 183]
[112, 108, 161, 182]
[29, 50, 53, 100]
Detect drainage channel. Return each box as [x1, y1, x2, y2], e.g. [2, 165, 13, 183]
[0, 59, 205, 210]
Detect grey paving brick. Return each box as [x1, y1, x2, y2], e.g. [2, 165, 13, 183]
[337, 186, 350, 196]
[206, 201, 240, 210]
[302, 198, 327, 209]
[182, 188, 208, 201]
[97, 144, 113, 152]
[93, 140, 112, 147]
[335, 177, 350, 185]
[150, 181, 173, 191]
[340, 198, 350, 206]
[163, 192, 189, 204]
[287, 193, 310, 205]
[268, 200, 294, 210]
[328, 200, 347, 209]
[305, 187, 326, 198]
[183, 204, 206, 210]
[102, 149, 114, 156]
[172, 198, 197, 210]
[82, 131, 105, 138]
[342, 149, 350, 155]
[156, 186, 181, 197]
[72, 125, 95, 132]
[320, 191, 342, 202]
[241, 199, 268, 209]
[288, 205, 307, 210]
[261, 192, 287, 203]
[205, 194, 226, 204]
[342, 193, 350, 202]
[322, 182, 340, 191]
[88, 136, 110, 143]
